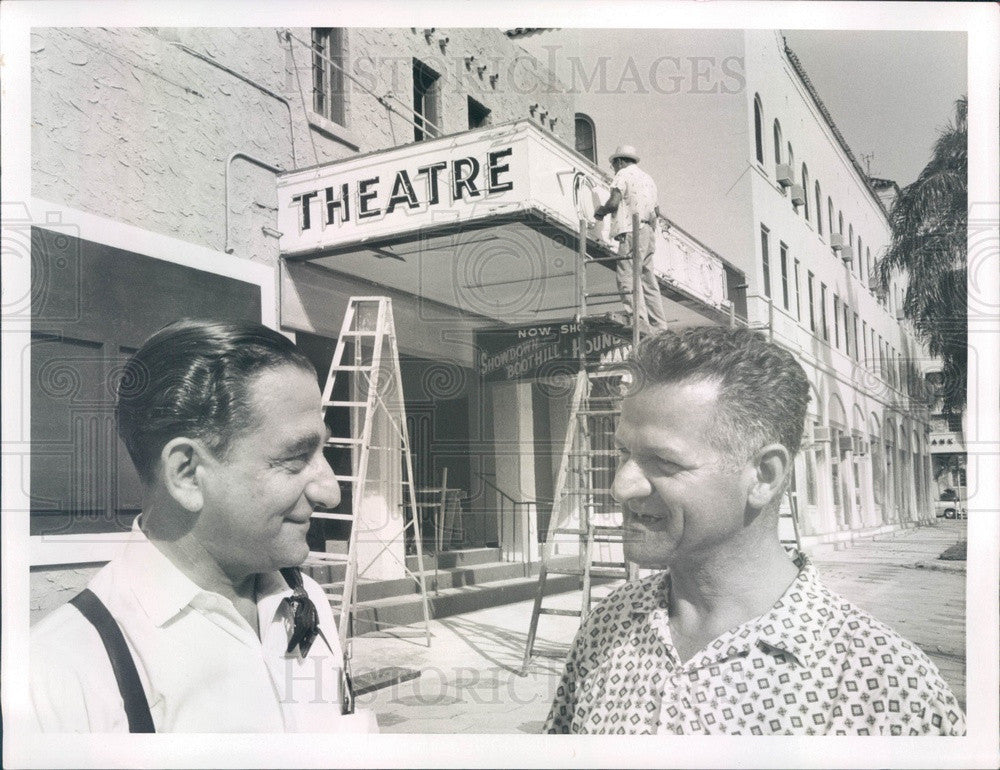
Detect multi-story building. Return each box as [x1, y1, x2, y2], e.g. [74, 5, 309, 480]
[550, 29, 937, 547]
[26, 26, 736, 616]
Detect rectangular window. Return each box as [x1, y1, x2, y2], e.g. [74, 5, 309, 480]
[852, 312, 860, 361]
[862, 320, 869, 366]
[833, 294, 840, 348]
[820, 283, 828, 341]
[413, 58, 441, 141]
[312, 28, 347, 126]
[807, 271, 816, 331]
[793, 259, 802, 322]
[842, 302, 851, 356]
[760, 226, 771, 299]
[467, 96, 491, 129]
[779, 243, 790, 310]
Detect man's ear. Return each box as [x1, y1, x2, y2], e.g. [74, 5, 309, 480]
[160, 437, 208, 512]
[747, 443, 791, 509]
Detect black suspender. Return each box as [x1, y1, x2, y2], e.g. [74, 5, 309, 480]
[69, 588, 155, 733]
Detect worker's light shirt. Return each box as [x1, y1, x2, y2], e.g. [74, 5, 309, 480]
[609, 163, 659, 238]
[30, 522, 375, 733]
[544, 554, 965, 735]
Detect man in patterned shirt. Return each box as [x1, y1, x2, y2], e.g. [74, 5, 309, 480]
[545, 326, 965, 735]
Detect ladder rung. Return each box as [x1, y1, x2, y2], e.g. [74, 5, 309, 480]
[326, 437, 364, 445]
[548, 567, 586, 576]
[539, 608, 582, 617]
[311, 512, 355, 521]
[590, 568, 629, 578]
[594, 525, 625, 534]
[591, 561, 626, 569]
[330, 365, 375, 371]
[576, 409, 620, 416]
[341, 330, 379, 336]
[551, 527, 585, 536]
[325, 400, 370, 408]
[584, 255, 629, 264]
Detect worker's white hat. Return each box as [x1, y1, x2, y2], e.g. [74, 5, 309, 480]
[609, 144, 640, 163]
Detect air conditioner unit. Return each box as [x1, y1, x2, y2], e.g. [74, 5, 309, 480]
[829, 233, 845, 251]
[813, 426, 832, 442]
[852, 436, 869, 456]
[776, 164, 793, 187]
[840, 246, 855, 264]
[790, 184, 806, 206]
[896, 308, 906, 321]
[838, 435, 854, 453]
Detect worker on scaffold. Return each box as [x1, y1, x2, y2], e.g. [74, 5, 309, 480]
[593, 145, 670, 336]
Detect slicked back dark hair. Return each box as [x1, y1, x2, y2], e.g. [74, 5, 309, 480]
[116, 319, 316, 484]
[628, 326, 810, 462]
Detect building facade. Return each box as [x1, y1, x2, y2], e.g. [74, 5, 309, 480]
[537, 28, 938, 547]
[26, 27, 934, 617]
[28, 26, 737, 617]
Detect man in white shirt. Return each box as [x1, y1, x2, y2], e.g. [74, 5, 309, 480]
[593, 144, 670, 335]
[30, 319, 376, 733]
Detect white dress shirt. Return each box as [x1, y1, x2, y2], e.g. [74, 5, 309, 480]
[30, 522, 377, 733]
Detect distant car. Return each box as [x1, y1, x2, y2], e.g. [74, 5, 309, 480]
[935, 489, 967, 519]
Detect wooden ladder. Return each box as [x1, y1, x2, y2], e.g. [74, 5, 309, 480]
[309, 296, 432, 658]
[520, 364, 637, 675]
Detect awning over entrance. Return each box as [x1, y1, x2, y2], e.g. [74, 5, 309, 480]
[276, 120, 736, 328]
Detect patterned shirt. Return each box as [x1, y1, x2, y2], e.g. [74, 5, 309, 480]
[544, 555, 965, 735]
[609, 163, 658, 238]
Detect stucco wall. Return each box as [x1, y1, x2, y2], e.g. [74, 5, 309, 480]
[29, 565, 103, 625]
[31, 27, 572, 272]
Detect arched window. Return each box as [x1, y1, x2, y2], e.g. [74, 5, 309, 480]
[827, 197, 834, 236]
[801, 164, 810, 220]
[787, 142, 795, 172]
[574, 113, 597, 164]
[753, 95, 764, 164]
[838, 211, 844, 234]
[866, 247, 872, 285]
[773, 119, 783, 166]
[858, 237, 865, 285]
[815, 181, 823, 234]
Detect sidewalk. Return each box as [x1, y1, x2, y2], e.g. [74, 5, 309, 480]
[350, 519, 967, 733]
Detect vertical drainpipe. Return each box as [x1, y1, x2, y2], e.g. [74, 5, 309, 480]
[224, 151, 284, 255]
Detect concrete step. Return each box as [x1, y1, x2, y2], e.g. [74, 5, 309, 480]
[305, 546, 501, 586]
[322, 557, 554, 603]
[326, 556, 622, 636]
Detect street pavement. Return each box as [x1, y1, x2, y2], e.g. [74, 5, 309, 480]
[350, 519, 967, 733]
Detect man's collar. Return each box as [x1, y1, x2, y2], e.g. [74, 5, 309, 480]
[627, 552, 832, 668]
[121, 517, 295, 628]
[120, 518, 203, 626]
[749, 555, 831, 668]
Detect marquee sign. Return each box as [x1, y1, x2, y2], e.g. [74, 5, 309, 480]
[276, 121, 614, 257]
[476, 320, 630, 383]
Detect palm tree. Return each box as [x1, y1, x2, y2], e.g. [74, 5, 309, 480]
[875, 96, 967, 414]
